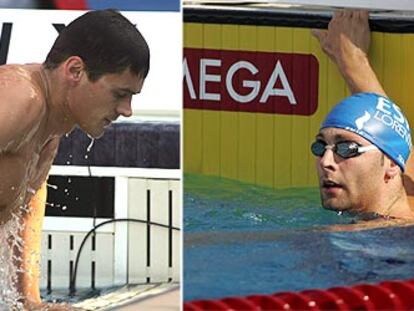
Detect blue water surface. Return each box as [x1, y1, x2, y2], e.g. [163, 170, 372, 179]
[184, 174, 414, 301]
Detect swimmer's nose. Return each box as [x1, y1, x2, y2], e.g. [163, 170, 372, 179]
[319, 148, 337, 171]
[116, 100, 133, 117]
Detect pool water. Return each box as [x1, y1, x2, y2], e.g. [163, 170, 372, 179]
[184, 174, 414, 301]
[40, 288, 102, 304]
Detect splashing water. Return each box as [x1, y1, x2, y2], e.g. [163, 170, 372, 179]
[86, 136, 95, 153]
[0, 206, 30, 310]
[84, 136, 95, 160]
[47, 183, 58, 190]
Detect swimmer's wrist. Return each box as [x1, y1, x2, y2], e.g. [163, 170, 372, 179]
[335, 48, 369, 74]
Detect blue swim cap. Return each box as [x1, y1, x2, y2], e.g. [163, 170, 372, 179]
[321, 93, 412, 171]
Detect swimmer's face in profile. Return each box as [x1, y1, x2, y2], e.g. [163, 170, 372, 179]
[314, 127, 386, 213]
[68, 67, 145, 138]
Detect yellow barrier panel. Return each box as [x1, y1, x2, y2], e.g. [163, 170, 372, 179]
[184, 18, 414, 189]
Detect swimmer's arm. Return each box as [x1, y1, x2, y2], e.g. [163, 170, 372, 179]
[18, 137, 60, 306]
[312, 10, 386, 97]
[16, 183, 47, 306]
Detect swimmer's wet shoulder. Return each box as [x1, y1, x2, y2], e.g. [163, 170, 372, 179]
[322, 217, 414, 232]
[0, 64, 57, 223]
[0, 64, 47, 153]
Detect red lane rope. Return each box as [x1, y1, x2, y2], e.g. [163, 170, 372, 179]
[184, 279, 414, 310]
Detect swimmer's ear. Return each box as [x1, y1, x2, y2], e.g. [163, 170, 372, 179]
[64, 56, 85, 84]
[385, 160, 401, 182]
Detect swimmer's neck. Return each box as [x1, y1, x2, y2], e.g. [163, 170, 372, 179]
[37, 64, 76, 137]
[357, 189, 414, 221]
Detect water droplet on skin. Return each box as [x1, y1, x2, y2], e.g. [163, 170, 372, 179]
[10, 186, 15, 191]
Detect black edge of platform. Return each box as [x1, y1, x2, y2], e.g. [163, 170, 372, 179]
[184, 7, 414, 33]
[54, 122, 180, 169]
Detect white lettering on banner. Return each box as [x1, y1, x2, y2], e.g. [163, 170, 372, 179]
[199, 58, 221, 101]
[259, 60, 297, 105]
[183, 58, 196, 100]
[185, 57, 297, 105]
[226, 61, 260, 103]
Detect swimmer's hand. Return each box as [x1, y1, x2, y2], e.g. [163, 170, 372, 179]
[312, 10, 386, 96]
[311, 10, 370, 65]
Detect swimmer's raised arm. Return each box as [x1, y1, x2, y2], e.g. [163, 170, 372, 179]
[0, 72, 44, 152]
[312, 10, 386, 97]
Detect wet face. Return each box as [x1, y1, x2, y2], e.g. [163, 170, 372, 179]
[69, 68, 145, 138]
[315, 128, 386, 214]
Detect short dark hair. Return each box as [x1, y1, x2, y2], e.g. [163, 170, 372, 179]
[44, 9, 150, 81]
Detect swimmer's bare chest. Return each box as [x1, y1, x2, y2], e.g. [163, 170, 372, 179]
[0, 136, 58, 222]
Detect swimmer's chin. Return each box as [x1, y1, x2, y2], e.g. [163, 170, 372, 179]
[79, 125, 105, 139]
[321, 202, 350, 212]
[323, 203, 368, 218]
[86, 131, 105, 139]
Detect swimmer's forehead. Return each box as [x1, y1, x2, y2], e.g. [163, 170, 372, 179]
[111, 76, 145, 95]
[316, 128, 370, 144]
[101, 69, 145, 95]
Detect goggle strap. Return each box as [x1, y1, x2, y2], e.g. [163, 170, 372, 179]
[357, 145, 378, 153]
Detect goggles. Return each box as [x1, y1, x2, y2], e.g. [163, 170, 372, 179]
[311, 140, 378, 159]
